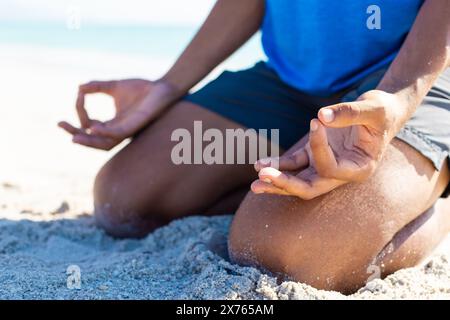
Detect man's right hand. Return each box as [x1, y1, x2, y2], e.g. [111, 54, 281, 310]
[58, 79, 178, 150]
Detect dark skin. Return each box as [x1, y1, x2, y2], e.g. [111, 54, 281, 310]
[59, 0, 450, 292]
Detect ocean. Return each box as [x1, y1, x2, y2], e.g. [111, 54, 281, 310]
[0, 21, 265, 68]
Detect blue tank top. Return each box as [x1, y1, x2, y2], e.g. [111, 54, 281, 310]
[261, 0, 424, 96]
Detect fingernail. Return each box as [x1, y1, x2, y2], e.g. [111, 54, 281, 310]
[310, 120, 318, 131]
[262, 178, 272, 184]
[321, 109, 335, 123]
[260, 167, 282, 178]
[251, 183, 264, 194]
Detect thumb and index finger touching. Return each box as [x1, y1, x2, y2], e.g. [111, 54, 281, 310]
[75, 80, 117, 129]
[58, 80, 121, 149]
[254, 100, 379, 180]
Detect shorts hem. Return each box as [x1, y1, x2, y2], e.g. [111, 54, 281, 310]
[396, 126, 450, 198]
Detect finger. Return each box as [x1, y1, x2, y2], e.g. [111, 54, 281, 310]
[79, 80, 117, 95]
[254, 157, 279, 171]
[255, 149, 308, 172]
[258, 167, 315, 199]
[308, 119, 375, 181]
[58, 121, 84, 135]
[76, 92, 91, 128]
[59, 120, 119, 150]
[257, 166, 347, 199]
[89, 120, 125, 139]
[308, 119, 338, 178]
[251, 180, 292, 196]
[72, 133, 117, 151]
[77, 80, 118, 128]
[318, 101, 381, 128]
[301, 173, 346, 199]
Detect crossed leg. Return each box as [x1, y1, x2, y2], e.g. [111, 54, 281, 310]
[229, 136, 450, 293]
[93, 101, 450, 293]
[93, 101, 257, 238]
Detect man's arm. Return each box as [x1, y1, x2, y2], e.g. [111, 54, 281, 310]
[59, 0, 265, 149]
[377, 0, 450, 134]
[160, 0, 265, 98]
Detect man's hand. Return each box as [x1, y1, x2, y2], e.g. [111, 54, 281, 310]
[58, 79, 178, 150]
[252, 90, 403, 199]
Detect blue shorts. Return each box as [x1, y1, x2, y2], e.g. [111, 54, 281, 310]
[185, 62, 450, 197]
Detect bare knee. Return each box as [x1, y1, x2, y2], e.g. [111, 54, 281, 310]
[93, 161, 169, 238]
[94, 203, 166, 238]
[230, 216, 373, 292]
[230, 201, 346, 292]
[229, 139, 447, 292]
[228, 184, 407, 293]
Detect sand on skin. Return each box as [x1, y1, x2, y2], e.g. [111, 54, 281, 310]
[1, 44, 450, 299]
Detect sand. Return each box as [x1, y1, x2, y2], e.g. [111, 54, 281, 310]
[1, 44, 450, 300]
[1, 210, 450, 300]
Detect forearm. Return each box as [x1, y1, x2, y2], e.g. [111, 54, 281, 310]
[377, 0, 450, 133]
[159, 0, 264, 98]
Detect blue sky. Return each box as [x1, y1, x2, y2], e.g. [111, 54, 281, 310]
[0, 0, 216, 26]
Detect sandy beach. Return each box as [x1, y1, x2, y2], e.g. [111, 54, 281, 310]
[1, 44, 450, 299]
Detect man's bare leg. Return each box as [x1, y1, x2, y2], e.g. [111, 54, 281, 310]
[229, 138, 450, 293]
[379, 197, 450, 275]
[94, 101, 256, 238]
